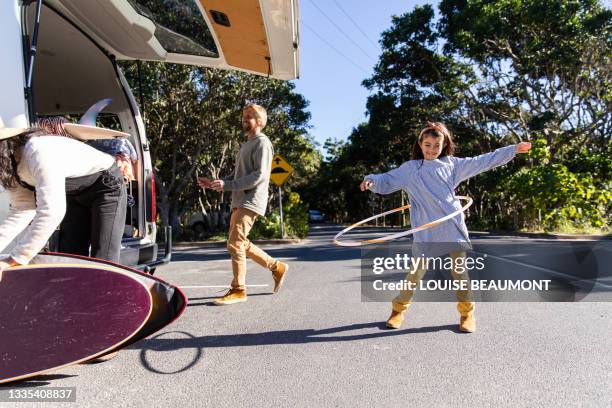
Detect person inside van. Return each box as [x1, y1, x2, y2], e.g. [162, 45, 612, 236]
[0, 119, 127, 279]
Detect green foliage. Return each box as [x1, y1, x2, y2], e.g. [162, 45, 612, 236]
[282, 192, 309, 238]
[250, 212, 282, 240]
[439, 0, 611, 76]
[498, 138, 611, 231]
[251, 192, 309, 239]
[501, 166, 610, 231]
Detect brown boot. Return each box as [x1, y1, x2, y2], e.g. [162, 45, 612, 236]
[272, 262, 289, 293]
[214, 288, 247, 305]
[457, 302, 476, 333]
[386, 309, 406, 329]
[386, 300, 410, 329]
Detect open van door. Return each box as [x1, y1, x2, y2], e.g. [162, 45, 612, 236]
[46, 0, 300, 80]
[1, 0, 299, 271]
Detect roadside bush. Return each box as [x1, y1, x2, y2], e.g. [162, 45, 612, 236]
[251, 192, 309, 239]
[498, 140, 611, 232]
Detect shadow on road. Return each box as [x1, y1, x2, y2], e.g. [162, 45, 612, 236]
[0, 374, 77, 388]
[171, 224, 408, 263]
[171, 243, 362, 263]
[131, 322, 462, 374]
[186, 292, 274, 306]
[131, 321, 462, 374]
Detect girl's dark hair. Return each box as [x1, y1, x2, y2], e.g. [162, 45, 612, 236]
[0, 129, 42, 189]
[411, 121, 456, 160]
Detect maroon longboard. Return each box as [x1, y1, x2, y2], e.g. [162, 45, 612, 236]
[31, 253, 188, 352]
[0, 264, 153, 384]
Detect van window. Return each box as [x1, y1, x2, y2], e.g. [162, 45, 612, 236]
[126, 0, 219, 58]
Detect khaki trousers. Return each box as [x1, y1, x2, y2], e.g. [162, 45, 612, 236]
[392, 251, 475, 316]
[227, 208, 278, 290]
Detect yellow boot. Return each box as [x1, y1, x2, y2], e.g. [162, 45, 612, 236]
[272, 261, 289, 293]
[457, 302, 476, 333]
[386, 302, 409, 329]
[214, 288, 247, 305]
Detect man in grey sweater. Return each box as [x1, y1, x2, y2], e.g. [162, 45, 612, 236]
[197, 104, 289, 305]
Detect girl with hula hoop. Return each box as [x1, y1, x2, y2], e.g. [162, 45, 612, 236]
[360, 122, 531, 332]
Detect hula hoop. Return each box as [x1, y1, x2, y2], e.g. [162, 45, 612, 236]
[333, 196, 473, 247]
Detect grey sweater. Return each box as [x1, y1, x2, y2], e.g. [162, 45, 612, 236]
[223, 133, 274, 216]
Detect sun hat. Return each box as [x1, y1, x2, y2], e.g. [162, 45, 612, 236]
[0, 117, 27, 141]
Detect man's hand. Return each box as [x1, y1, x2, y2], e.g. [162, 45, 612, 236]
[210, 180, 225, 192]
[360, 179, 374, 192]
[0, 257, 20, 282]
[516, 142, 532, 154]
[197, 176, 213, 189]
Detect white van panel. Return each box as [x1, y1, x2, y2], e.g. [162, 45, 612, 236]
[31, 4, 132, 115]
[45, 0, 299, 79]
[0, 1, 28, 253]
[116, 68, 157, 244]
[0, 1, 29, 127]
[47, 0, 166, 61]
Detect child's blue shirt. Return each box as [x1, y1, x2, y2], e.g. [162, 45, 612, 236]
[366, 145, 517, 243]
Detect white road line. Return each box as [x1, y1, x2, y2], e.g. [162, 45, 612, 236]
[473, 251, 612, 290]
[179, 284, 269, 288]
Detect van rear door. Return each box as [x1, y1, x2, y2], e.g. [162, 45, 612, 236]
[46, 0, 299, 80]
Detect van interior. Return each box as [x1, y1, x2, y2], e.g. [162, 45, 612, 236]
[27, 3, 145, 240]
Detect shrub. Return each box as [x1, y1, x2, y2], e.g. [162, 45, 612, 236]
[251, 191, 309, 238]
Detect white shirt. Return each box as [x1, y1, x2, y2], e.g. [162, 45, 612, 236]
[0, 135, 114, 264]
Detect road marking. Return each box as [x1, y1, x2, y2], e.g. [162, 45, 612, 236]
[473, 251, 612, 290]
[179, 284, 269, 288]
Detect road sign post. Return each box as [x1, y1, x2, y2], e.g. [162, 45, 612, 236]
[270, 154, 294, 239]
[278, 186, 285, 238]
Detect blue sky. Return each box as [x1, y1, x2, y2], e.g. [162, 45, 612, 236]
[291, 0, 434, 150]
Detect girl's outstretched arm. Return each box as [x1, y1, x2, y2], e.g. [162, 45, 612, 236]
[361, 162, 411, 195]
[451, 143, 531, 186]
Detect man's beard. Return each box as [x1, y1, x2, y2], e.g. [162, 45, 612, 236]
[242, 122, 252, 132]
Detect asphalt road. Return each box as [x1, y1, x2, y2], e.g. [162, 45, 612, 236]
[3, 225, 611, 407]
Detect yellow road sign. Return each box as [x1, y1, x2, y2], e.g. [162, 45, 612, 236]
[270, 154, 294, 186]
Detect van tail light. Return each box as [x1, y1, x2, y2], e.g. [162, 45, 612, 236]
[146, 172, 156, 223]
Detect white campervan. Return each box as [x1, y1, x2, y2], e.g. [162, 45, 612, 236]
[0, 0, 299, 272]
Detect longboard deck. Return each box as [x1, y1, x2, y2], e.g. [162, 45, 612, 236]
[0, 264, 153, 384]
[31, 253, 188, 353]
